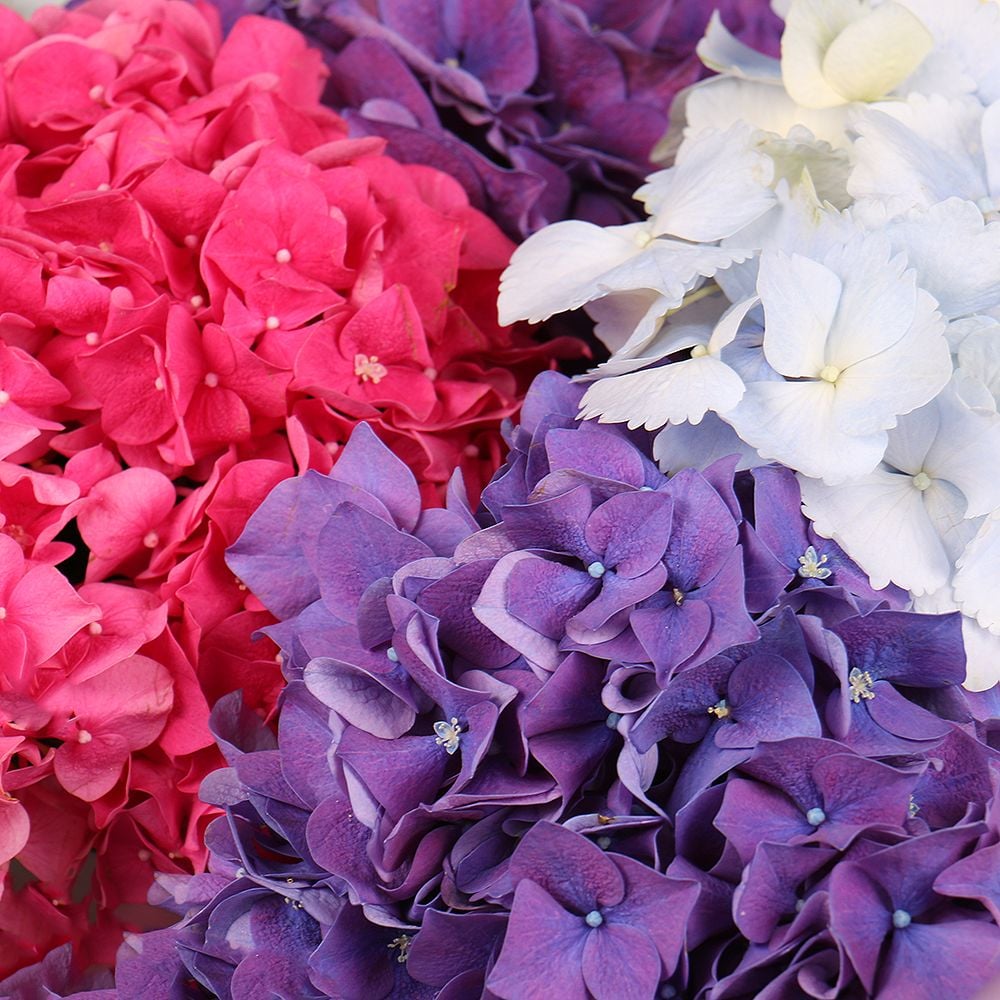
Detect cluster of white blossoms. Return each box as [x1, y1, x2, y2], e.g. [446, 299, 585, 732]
[498, 0, 1000, 690]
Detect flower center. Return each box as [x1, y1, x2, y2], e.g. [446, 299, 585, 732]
[690, 344, 709, 358]
[587, 561, 607, 578]
[274, 248, 292, 265]
[908, 796, 920, 819]
[818, 365, 841, 384]
[77, 729, 93, 744]
[605, 712, 621, 730]
[634, 230, 654, 248]
[892, 909, 912, 929]
[265, 315, 281, 331]
[386, 646, 399, 662]
[585, 910, 604, 928]
[707, 699, 730, 719]
[433, 717, 462, 755]
[388, 935, 411, 963]
[672, 587, 686, 606]
[354, 353, 388, 385]
[806, 807, 826, 826]
[848, 667, 876, 703]
[912, 471, 932, 491]
[797, 545, 832, 579]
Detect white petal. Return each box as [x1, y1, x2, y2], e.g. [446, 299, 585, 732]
[819, 2, 933, 103]
[697, 11, 783, 80]
[652, 414, 765, 474]
[848, 96, 988, 215]
[781, 0, 861, 108]
[833, 288, 950, 436]
[799, 468, 952, 593]
[957, 321, 1000, 406]
[708, 295, 762, 354]
[684, 76, 852, 149]
[954, 510, 1000, 632]
[725, 379, 887, 483]
[583, 290, 670, 356]
[716, 179, 857, 303]
[757, 251, 842, 378]
[922, 478, 985, 564]
[959, 616, 1000, 691]
[594, 240, 754, 302]
[924, 381, 1000, 517]
[881, 199, 1000, 320]
[578, 357, 745, 431]
[497, 221, 648, 325]
[638, 124, 776, 242]
[821, 235, 918, 367]
[897, 0, 1000, 103]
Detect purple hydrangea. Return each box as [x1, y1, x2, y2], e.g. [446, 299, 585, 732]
[32, 372, 1000, 998]
[202, 0, 785, 238]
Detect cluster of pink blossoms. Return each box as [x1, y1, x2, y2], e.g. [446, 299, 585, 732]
[0, 0, 576, 974]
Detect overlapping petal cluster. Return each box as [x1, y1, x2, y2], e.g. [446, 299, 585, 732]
[0, 0, 573, 974]
[76, 373, 1000, 999]
[206, 0, 784, 238]
[499, 0, 1000, 690]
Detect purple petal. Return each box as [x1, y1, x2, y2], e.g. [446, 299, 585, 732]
[881, 920, 1000, 999]
[486, 879, 590, 1000]
[510, 822, 624, 913]
[583, 490, 673, 578]
[733, 841, 837, 943]
[935, 842, 1000, 923]
[544, 426, 649, 488]
[315, 503, 432, 618]
[582, 922, 661, 1000]
[328, 421, 422, 531]
[608, 853, 698, 975]
[715, 654, 821, 749]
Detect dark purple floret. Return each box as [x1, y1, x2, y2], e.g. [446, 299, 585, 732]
[201, 0, 785, 238]
[47, 372, 999, 999]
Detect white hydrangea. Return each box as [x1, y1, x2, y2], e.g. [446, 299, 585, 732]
[497, 0, 1000, 689]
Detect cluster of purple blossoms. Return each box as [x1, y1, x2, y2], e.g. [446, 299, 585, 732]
[205, 0, 784, 238]
[21, 372, 1000, 999]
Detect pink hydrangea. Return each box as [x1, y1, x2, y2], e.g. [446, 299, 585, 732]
[0, 0, 581, 975]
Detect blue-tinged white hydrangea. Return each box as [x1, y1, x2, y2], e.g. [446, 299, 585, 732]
[498, 0, 1000, 688]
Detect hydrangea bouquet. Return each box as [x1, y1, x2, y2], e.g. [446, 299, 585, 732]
[0, 0, 999, 997]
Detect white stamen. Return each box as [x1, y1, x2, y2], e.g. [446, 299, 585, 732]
[88, 84, 105, 102]
[85, 332, 100, 346]
[203, 372, 220, 388]
[798, 545, 832, 580]
[587, 561, 606, 578]
[190, 294, 204, 309]
[912, 472, 932, 491]
[142, 531, 159, 548]
[690, 344, 709, 358]
[265, 315, 281, 331]
[274, 248, 292, 265]
[892, 909, 911, 929]
[77, 729, 93, 744]
[354, 353, 388, 384]
[585, 910, 604, 928]
[386, 646, 399, 662]
[605, 712, 621, 729]
[806, 807, 826, 826]
[433, 717, 462, 755]
[0, 391, 9, 405]
[154, 377, 165, 391]
[88, 621, 103, 635]
[818, 365, 841, 384]
[848, 667, 875, 703]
